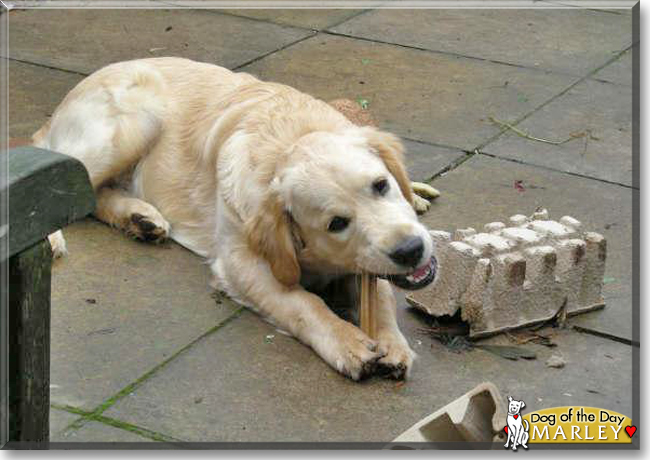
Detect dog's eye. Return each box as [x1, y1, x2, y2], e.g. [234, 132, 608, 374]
[328, 216, 350, 233]
[372, 178, 389, 196]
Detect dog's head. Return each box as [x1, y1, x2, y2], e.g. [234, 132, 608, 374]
[507, 396, 526, 415]
[245, 126, 437, 289]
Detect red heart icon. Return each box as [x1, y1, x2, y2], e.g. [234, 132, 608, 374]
[504, 426, 508, 434]
[625, 426, 636, 438]
[514, 415, 519, 419]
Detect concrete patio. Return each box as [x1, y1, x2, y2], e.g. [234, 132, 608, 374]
[7, 5, 636, 444]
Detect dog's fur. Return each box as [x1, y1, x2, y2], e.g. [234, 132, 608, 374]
[35, 57, 435, 380]
[505, 396, 529, 450]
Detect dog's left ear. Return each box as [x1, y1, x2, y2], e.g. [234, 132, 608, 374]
[520, 401, 526, 409]
[244, 188, 301, 287]
[361, 127, 414, 206]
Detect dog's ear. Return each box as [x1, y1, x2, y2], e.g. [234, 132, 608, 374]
[362, 127, 414, 205]
[508, 396, 513, 402]
[520, 401, 526, 409]
[245, 189, 301, 287]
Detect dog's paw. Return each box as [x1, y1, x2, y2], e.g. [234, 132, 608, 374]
[126, 211, 170, 243]
[411, 181, 440, 200]
[412, 195, 432, 214]
[375, 330, 416, 380]
[48, 230, 68, 259]
[326, 321, 384, 381]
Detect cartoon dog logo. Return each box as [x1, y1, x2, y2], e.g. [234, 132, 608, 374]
[504, 396, 529, 451]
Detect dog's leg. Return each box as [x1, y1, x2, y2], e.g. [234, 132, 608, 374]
[35, 63, 166, 254]
[95, 187, 170, 243]
[504, 427, 511, 448]
[214, 249, 384, 381]
[373, 279, 416, 379]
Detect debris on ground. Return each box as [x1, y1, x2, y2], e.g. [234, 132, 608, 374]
[475, 344, 537, 361]
[506, 330, 557, 348]
[328, 98, 376, 127]
[417, 311, 544, 361]
[488, 116, 599, 155]
[546, 355, 566, 368]
[264, 334, 275, 344]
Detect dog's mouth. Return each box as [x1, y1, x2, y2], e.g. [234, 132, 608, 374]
[382, 256, 437, 291]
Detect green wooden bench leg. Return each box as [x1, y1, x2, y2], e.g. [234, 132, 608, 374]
[9, 240, 51, 447]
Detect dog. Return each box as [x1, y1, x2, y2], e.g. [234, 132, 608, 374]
[505, 396, 529, 450]
[34, 57, 438, 381]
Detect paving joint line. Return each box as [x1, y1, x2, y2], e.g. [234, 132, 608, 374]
[52, 403, 183, 443]
[399, 134, 468, 153]
[572, 325, 638, 347]
[321, 30, 588, 79]
[86, 306, 245, 418]
[203, 8, 316, 31]
[231, 32, 317, 71]
[6, 31, 316, 76]
[477, 151, 636, 189]
[4, 56, 89, 76]
[88, 414, 185, 443]
[424, 150, 477, 183]
[475, 44, 633, 152]
[323, 8, 373, 30]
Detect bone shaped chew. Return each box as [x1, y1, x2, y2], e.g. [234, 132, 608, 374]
[406, 209, 607, 338]
[359, 273, 378, 339]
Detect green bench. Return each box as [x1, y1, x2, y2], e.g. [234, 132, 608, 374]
[2, 147, 95, 448]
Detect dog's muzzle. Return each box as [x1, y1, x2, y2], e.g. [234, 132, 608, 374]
[385, 255, 437, 290]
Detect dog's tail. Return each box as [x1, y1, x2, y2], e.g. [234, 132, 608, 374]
[523, 419, 530, 432]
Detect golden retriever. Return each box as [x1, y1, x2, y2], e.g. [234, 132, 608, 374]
[34, 57, 438, 380]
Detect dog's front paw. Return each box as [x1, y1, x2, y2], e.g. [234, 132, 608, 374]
[375, 330, 416, 380]
[325, 321, 384, 381]
[412, 195, 432, 214]
[127, 211, 170, 243]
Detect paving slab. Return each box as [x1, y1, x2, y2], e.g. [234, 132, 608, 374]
[592, 48, 633, 86]
[483, 79, 633, 186]
[8, 61, 83, 139]
[330, 9, 632, 77]
[5, 9, 312, 75]
[242, 34, 577, 151]
[50, 408, 79, 440]
[50, 218, 239, 411]
[402, 140, 466, 182]
[218, 9, 364, 30]
[54, 421, 155, 443]
[102, 307, 631, 442]
[419, 154, 633, 341]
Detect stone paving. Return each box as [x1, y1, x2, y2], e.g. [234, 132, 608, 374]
[6, 5, 636, 444]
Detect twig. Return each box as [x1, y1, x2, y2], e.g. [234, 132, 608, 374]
[489, 116, 597, 148]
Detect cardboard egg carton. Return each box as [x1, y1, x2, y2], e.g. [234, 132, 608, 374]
[406, 209, 607, 338]
[390, 382, 506, 447]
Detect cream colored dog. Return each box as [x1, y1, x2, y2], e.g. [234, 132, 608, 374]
[35, 57, 438, 380]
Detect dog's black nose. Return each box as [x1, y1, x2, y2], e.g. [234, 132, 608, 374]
[389, 236, 424, 268]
